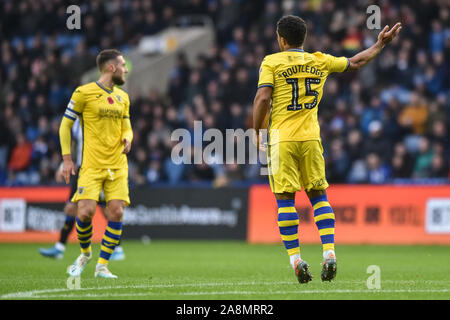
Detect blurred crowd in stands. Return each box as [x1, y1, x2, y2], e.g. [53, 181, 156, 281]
[0, 0, 449, 187]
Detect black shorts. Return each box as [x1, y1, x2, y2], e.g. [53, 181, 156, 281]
[68, 170, 80, 202]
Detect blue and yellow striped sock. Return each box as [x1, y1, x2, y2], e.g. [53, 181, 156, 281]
[310, 194, 335, 252]
[98, 221, 122, 265]
[76, 217, 92, 255]
[277, 199, 300, 257]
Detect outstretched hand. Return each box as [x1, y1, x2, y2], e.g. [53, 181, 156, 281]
[377, 22, 402, 47]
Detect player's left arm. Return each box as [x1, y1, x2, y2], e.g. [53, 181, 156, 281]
[121, 95, 133, 154]
[253, 57, 274, 151]
[59, 88, 84, 183]
[253, 86, 272, 152]
[253, 87, 272, 134]
[347, 23, 402, 71]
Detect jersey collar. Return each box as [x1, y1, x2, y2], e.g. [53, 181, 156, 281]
[286, 49, 305, 52]
[95, 81, 114, 94]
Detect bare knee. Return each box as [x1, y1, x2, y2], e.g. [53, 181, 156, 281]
[275, 192, 295, 200]
[64, 202, 77, 216]
[107, 200, 125, 222]
[77, 200, 97, 222]
[306, 189, 326, 200]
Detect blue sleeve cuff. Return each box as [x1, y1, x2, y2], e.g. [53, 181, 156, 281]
[258, 83, 274, 89]
[344, 57, 350, 72]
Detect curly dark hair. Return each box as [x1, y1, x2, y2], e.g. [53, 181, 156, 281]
[277, 15, 307, 47]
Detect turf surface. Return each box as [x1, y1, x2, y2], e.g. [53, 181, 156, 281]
[0, 241, 449, 300]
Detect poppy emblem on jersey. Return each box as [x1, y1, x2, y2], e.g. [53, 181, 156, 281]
[107, 97, 114, 104]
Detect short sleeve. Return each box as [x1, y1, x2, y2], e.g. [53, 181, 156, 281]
[257, 57, 274, 89]
[326, 54, 350, 73]
[64, 88, 85, 121]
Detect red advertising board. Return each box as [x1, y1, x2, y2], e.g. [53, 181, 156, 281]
[248, 185, 450, 245]
[0, 187, 106, 242]
[2, 185, 450, 245]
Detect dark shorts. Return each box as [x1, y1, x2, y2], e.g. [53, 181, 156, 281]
[68, 170, 80, 201]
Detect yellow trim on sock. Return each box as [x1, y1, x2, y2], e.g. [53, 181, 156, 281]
[106, 226, 122, 236]
[101, 245, 114, 254]
[77, 230, 93, 239]
[323, 243, 335, 251]
[314, 213, 335, 222]
[281, 233, 298, 241]
[80, 246, 91, 254]
[78, 238, 91, 244]
[278, 206, 297, 213]
[313, 201, 330, 210]
[287, 247, 300, 256]
[76, 222, 92, 232]
[103, 235, 120, 245]
[97, 257, 109, 265]
[319, 228, 335, 236]
[278, 219, 299, 227]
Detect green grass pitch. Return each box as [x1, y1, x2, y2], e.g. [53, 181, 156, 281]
[0, 241, 449, 300]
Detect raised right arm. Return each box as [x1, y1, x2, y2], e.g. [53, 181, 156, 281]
[348, 23, 402, 71]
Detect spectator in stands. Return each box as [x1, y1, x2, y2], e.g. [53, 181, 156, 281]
[189, 162, 215, 182]
[398, 92, 429, 135]
[360, 96, 384, 135]
[366, 153, 390, 184]
[327, 139, 350, 183]
[363, 120, 391, 162]
[390, 142, 414, 179]
[413, 137, 434, 178]
[430, 153, 448, 178]
[8, 133, 33, 174]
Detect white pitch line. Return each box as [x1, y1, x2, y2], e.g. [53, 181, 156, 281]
[3, 280, 450, 299]
[0, 284, 150, 299]
[15, 288, 450, 299]
[1, 281, 292, 299]
[171, 288, 450, 296]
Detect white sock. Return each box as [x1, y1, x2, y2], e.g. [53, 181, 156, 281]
[96, 263, 107, 270]
[289, 254, 301, 269]
[323, 250, 335, 260]
[55, 242, 65, 252]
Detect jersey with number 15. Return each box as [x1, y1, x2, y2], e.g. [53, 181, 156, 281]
[258, 49, 349, 144]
